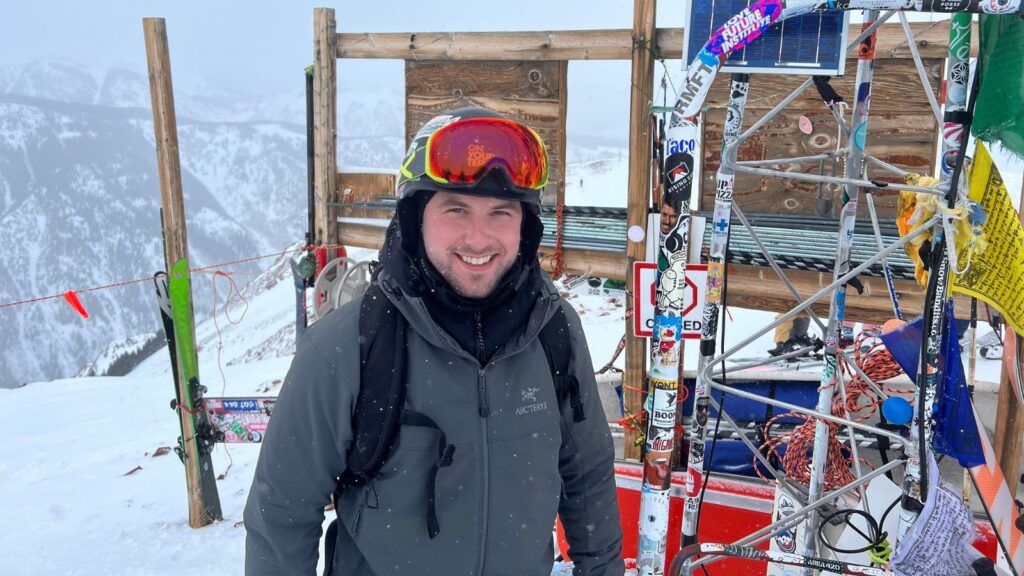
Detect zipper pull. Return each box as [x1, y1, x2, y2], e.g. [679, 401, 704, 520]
[477, 369, 489, 417]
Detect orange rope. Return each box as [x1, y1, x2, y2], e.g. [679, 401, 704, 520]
[757, 328, 907, 489]
[0, 245, 316, 310]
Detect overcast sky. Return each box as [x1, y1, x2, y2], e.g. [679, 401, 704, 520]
[2, 1, 700, 140]
[0, 2, 685, 94]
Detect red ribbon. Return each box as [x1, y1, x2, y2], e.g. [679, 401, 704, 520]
[63, 290, 89, 319]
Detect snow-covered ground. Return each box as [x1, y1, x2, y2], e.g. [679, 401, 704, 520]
[1, 134, 1019, 575]
[1, 241, 1011, 574]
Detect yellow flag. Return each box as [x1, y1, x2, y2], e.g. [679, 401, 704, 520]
[951, 142, 1024, 334]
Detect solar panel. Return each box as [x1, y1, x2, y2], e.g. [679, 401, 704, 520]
[684, 0, 851, 76]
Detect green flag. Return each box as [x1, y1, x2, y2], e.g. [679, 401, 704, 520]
[973, 14, 1024, 158]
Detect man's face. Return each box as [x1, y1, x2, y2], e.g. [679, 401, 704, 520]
[660, 202, 678, 236]
[422, 191, 523, 299]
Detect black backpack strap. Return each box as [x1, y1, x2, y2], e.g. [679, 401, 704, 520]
[338, 282, 407, 488]
[539, 303, 585, 423]
[401, 409, 456, 539]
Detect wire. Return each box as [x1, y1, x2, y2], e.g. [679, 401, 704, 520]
[816, 497, 900, 566]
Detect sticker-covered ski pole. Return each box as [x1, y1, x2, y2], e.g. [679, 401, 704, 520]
[636, 112, 700, 576]
[801, 12, 880, 568]
[897, 10, 976, 544]
[672, 543, 895, 576]
[679, 73, 751, 562]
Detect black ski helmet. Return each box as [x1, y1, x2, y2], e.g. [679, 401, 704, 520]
[396, 107, 547, 213]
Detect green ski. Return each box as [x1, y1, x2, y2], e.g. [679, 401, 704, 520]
[168, 257, 223, 524]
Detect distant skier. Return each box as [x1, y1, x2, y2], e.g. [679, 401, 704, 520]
[244, 108, 624, 576]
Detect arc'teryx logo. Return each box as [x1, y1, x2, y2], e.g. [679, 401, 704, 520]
[517, 387, 548, 415]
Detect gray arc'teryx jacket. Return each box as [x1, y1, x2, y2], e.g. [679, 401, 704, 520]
[243, 272, 624, 576]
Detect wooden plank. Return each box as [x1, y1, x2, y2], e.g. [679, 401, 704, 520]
[336, 172, 397, 220]
[404, 60, 566, 206]
[336, 22, 969, 61]
[339, 28, 684, 61]
[721, 265, 975, 324]
[993, 375, 1023, 495]
[143, 16, 222, 528]
[314, 8, 339, 246]
[334, 217, 967, 323]
[334, 220, 625, 278]
[700, 58, 942, 218]
[556, 60, 569, 209]
[623, 0, 657, 462]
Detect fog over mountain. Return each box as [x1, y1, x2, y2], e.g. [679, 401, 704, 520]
[0, 1, 666, 387]
[0, 59, 407, 387]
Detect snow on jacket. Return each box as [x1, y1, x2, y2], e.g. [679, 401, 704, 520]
[243, 267, 624, 576]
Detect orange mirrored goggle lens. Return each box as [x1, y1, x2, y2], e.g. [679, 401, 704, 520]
[425, 117, 548, 190]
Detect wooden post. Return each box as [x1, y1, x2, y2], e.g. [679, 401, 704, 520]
[557, 60, 569, 210]
[622, 0, 656, 460]
[993, 181, 1024, 495]
[314, 8, 339, 246]
[143, 17, 222, 528]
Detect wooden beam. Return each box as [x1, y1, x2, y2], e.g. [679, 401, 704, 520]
[556, 60, 569, 210]
[143, 17, 222, 529]
[339, 28, 683, 61]
[994, 375, 1023, 495]
[335, 217, 968, 322]
[334, 220, 626, 278]
[314, 8, 339, 246]
[336, 22, 968, 61]
[622, 0, 657, 461]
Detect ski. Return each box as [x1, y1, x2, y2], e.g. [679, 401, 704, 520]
[680, 73, 751, 556]
[167, 257, 223, 523]
[897, 11, 976, 544]
[290, 258, 308, 344]
[636, 111, 700, 576]
[154, 272, 184, 417]
[669, 543, 894, 576]
[802, 12, 881, 566]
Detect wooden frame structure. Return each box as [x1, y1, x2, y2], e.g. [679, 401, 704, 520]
[311, 5, 977, 460]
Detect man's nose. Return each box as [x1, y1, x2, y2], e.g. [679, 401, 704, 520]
[460, 215, 492, 247]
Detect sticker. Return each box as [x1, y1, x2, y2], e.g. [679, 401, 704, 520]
[798, 115, 813, 135]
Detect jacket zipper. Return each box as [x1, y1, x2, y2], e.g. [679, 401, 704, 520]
[476, 368, 490, 575]
[350, 486, 367, 536]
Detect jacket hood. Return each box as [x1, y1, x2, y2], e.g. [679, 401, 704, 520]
[374, 218, 561, 362]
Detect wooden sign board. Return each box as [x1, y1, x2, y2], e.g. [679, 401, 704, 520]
[700, 58, 942, 218]
[405, 60, 567, 206]
[335, 172, 397, 220]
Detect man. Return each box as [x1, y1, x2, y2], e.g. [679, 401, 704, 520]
[244, 107, 624, 576]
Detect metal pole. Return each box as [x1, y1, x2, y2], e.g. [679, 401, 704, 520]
[803, 14, 880, 568]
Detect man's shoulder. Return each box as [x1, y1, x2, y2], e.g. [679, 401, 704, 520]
[297, 296, 364, 363]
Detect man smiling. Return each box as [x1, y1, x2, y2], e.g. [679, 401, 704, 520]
[244, 108, 623, 576]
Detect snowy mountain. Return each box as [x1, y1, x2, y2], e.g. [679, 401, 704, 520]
[0, 60, 406, 388]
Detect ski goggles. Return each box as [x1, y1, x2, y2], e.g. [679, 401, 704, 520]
[421, 117, 549, 191]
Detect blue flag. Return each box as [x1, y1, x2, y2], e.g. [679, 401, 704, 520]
[878, 303, 984, 468]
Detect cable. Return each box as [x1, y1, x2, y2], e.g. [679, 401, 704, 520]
[816, 497, 900, 566]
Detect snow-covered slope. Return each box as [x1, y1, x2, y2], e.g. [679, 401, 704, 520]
[0, 60, 407, 388]
[3, 231, 1016, 574]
